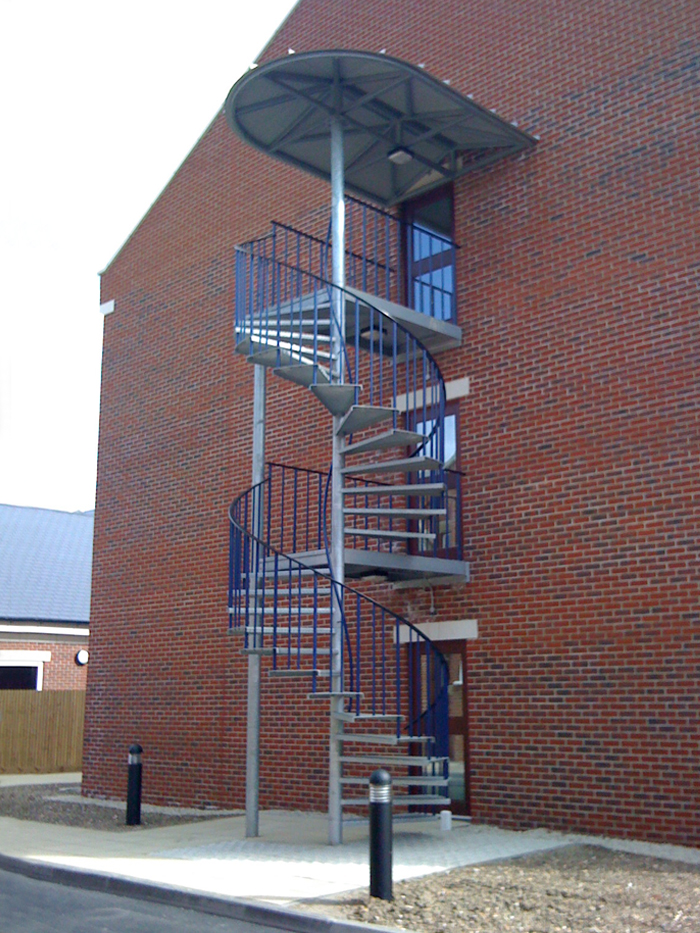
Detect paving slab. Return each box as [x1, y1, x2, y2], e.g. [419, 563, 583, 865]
[0, 773, 698, 912]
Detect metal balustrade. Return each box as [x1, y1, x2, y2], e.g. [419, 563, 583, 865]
[234, 248, 447, 463]
[244, 194, 458, 321]
[230, 211, 464, 817]
[228, 472, 449, 763]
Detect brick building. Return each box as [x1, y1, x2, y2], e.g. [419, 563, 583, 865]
[0, 504, 91, 689]
[86, 0, 699, 847]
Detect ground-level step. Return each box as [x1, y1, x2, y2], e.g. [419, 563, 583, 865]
[341, 795, 451, 808]
[339, 754, 448, 766]
[340, 775, 447, 787]
[337, 732, 433, 746]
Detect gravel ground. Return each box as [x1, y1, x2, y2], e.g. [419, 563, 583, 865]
[0, 782, 237, 831]
[316, 844, 700, 933]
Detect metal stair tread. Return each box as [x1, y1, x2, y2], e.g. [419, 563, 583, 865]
[344, 527, 436, 542]
[310, 383, 360, 416]
[343, 429, 428, 456]
[334, 712, 402, 724]
[245, 328, 332, 343]
[336, 732, 433, 745]
[270, 668, 331, 677]
[342, 456, 442, 476]
[341, 795, 451, 807]
[274, 363, 329, 389]
[342, 482, 445, 497]
[337, 405, 398, 436]
[339, 754, 448, 765]
[343, 506, 446, 518]
[247, 626, 332, 636]
[339, 776, 448, 786]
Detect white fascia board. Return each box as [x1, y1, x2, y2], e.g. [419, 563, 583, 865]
[397, 618, 478, 644]
[0, 650, 52, 663]
[0, 625, 89, 638]
[394, 376, 470, 413]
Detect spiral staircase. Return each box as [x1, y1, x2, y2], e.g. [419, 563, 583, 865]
[228, 203, 469, 838]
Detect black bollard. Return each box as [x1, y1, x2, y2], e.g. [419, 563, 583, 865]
[369, 769, 392, 900]
[126, 743, 143, 826]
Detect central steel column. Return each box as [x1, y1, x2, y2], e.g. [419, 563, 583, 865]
[328, 115, 346, 846]
[246, 363, 266, 837]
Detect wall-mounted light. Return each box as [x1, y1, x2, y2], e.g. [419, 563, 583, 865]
[75, 649, 89, 666]
[387, 146, 414, 165]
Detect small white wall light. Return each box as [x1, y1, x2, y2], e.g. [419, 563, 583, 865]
[75, 649, 89, 666]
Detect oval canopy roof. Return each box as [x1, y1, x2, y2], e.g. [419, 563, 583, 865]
[225, 50, 535, 207]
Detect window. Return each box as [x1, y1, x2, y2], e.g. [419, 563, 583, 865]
[0, 666, 38, 689]
[0, 651, 50, 690]
[404, 187, 456, 322]
[410, 403, 461, 557]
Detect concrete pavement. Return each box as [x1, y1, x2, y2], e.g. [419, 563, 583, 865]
[1, 774, 699, 928]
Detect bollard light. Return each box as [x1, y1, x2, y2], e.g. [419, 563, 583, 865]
[126, 743, 143, 826]
[369, 768, 392, 900]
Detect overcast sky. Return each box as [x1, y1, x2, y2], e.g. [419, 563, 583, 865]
[0, 0, 298, 514]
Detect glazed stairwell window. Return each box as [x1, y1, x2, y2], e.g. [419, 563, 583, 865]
[404, 186, 456, 322]
[410, 404, 462, 558]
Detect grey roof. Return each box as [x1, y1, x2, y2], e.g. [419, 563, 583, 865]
[0, 505, 94, 623]
[226, 50, 536, 206]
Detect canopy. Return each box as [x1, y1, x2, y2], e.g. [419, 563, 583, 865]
[225, 50, 535, 207]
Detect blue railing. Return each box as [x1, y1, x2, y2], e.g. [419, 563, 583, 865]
[234, 248, 447, 468]
[246, 195, 457, 322]
[228, 468, 449, 763]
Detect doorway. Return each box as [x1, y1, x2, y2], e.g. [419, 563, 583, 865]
[402, 186, 456, 321]
[434, 639, 470, 815]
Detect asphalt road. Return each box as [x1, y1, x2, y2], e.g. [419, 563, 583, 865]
[0, 867, 306, 933]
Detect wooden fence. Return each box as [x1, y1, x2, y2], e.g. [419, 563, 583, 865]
[0, 691, 85, 773]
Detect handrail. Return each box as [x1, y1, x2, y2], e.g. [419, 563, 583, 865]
[228, 470, 449, 755]
[234, 246, 447, 467]
[243, 196, 458, 322]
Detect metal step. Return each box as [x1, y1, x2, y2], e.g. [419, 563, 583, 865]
[344, 527, 436, 542]
[337, 405, 397, 436]
[309, 691, 363, 699]
[342, 456, 442, 476]
[245, 334, 332, 361]
[311, 383, 360, 416]
[269, 668, 330, 678]
[333, 712, 402, 724]
[339, 754, 448, 766]
[336, 733, 433, 746]
[274, 363, 327, 389]
[245, 566, 329, 581]
[238, 340, 331, 381]
[344, 507, 446, 519]
[342, 482, 445, 497]
[273, 647, 336, 656]
[341, 795, 451, 808]
[343, 429, 428, 456]
[340, 776, 448, 787]
[245, 328, 332, 344]
[249, 626, 332, 636]
[245, 606, 331, 615]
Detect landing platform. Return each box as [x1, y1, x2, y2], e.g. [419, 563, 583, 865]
[289, 548, 470, 583]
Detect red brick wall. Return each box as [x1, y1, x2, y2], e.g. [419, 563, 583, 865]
[0, 641, 88, 690]
[86, 0, 699, 845]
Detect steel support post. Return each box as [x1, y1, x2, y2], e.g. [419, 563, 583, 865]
[246, 363, 266, 838]
[329, 116, 346, 846]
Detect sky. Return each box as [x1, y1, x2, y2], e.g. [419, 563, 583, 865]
[0, 0, 298, 514]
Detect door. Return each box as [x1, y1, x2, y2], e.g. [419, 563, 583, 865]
[434, 639, 470, 815]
